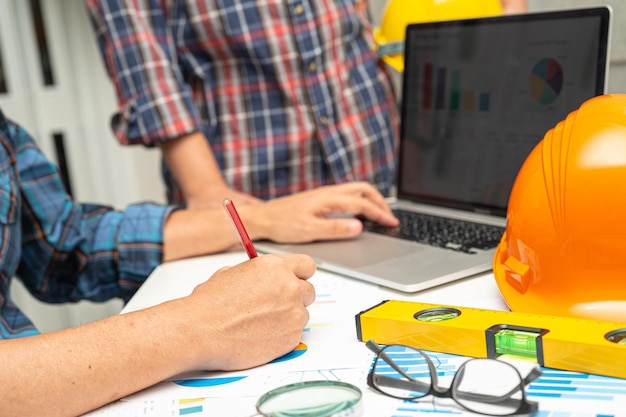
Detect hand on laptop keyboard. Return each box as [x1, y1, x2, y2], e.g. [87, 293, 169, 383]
[361, 209, 504, 254]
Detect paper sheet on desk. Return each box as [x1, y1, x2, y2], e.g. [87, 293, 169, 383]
[85, 349, 626, 417]
[129, 268, 380, 396]
[83, 268, 383, 416]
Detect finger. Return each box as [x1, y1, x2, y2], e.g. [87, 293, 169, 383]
[274, 254, 316, 305]
[328, 194, 398, 226]
[278, 253, 317, 281]
[338, 182, 393, 212]
[304, 217, 363, 241]
[300, 280, 316, 306]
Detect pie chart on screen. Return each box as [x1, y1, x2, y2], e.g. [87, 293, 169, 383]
[529, 58, 563, 105]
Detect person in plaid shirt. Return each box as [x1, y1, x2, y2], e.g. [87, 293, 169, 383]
[86, 0, 400, 208]
[0, 109, 397, 416]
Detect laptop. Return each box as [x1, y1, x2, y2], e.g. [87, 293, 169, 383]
[257, 7, 612, 292]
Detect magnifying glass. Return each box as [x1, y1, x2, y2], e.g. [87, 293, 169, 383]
[256, 380, 363, 417]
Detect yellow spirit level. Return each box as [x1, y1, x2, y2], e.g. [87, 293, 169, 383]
[356, 300, 626, 379]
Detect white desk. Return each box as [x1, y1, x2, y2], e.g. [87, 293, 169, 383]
[122, 251, 508, 314]
[86, 251, 626, 417]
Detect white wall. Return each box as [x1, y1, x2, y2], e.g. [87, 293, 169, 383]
[2, 0, 165, 332]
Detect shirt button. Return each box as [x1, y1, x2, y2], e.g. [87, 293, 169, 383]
[320, 115, 329, 126]
[308, 61, 317, 73]
[294, 4, 304, 15]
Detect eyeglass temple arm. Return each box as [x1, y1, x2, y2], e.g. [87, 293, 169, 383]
[523, 367, 543, 385]
[365, 340, 417, 381]
[371, 373, 431, 392]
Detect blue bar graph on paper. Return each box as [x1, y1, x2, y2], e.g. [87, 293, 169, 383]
[375, 350, 458, 378]
[528, 369, 626, 402]
[393, 406, 462, 416]
[374, 350, 626, 417]
[179, 406, 203, 415]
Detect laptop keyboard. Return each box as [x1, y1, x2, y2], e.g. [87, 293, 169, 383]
[361, 209, 505, 254]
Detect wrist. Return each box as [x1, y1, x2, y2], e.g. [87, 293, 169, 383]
[147, 298, 211, 373]
[239, 204, 270, 241]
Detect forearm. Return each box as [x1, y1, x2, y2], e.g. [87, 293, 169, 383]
[162, 207, 240, 261]
[162, 182, 400, 261]
[0, 300, 196, 417]
[161, 201, 293, 261]
[159, 131, 226, 205]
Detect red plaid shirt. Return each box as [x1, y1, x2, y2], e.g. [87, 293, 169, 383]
[87, 0, 399, 202]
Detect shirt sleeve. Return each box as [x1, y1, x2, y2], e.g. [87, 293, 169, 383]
[86, 0, 202, 146]
[10, 119, 174, 304]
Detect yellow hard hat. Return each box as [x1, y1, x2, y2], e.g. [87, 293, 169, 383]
[374, 0, 504, 72]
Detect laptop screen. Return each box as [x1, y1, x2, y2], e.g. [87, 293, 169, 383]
[398, 7, 611, 217]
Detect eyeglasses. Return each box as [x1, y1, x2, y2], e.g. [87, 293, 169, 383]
[366, 340, 541, 416]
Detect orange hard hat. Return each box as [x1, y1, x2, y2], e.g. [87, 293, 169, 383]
[493, 94, 626, 321]
[374, 0, 503, 72]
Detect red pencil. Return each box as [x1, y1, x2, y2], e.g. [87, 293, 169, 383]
[223, 198, 258, 259]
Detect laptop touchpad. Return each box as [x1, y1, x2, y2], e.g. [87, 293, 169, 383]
[284, 235, 424, 268]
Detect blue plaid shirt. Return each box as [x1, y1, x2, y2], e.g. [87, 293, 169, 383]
[0, 111, 171, 339]
[86, 0, 399, 203]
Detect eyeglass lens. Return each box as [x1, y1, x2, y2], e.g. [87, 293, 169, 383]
[452, 359, 526, 415]
[372, 345, 527, 416]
